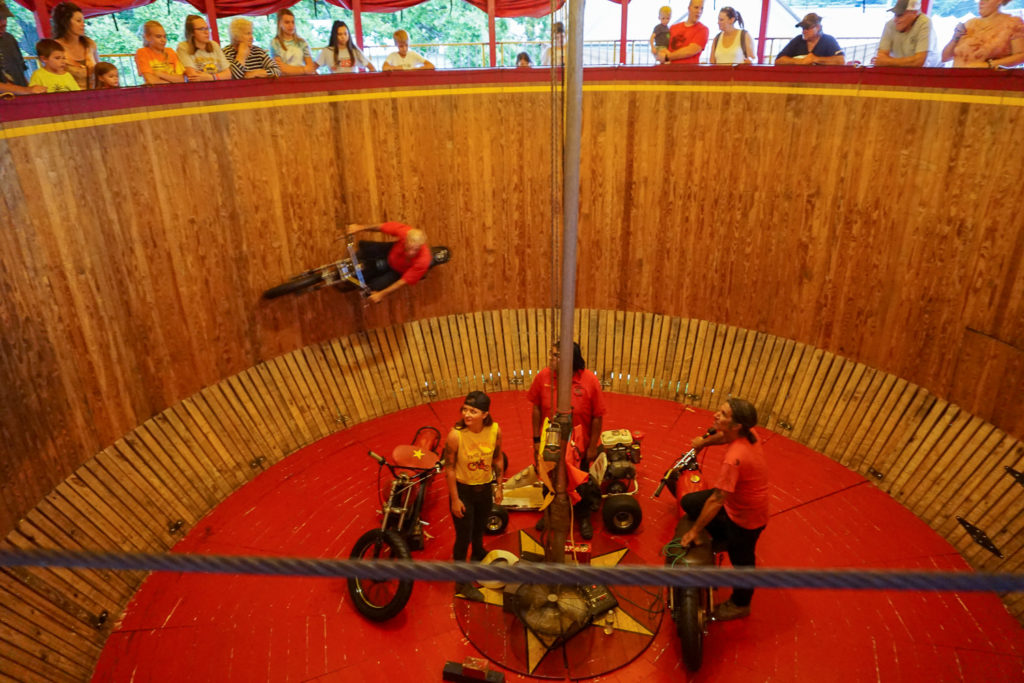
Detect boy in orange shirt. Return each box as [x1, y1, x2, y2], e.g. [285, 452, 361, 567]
[135, 20, 186, 84]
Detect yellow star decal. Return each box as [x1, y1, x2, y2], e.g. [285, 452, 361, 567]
[412, 448, 424, 459]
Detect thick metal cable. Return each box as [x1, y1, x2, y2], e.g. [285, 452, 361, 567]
[1, 548, 1022, 593]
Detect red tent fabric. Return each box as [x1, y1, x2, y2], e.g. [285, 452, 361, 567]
[179, 0, 295, 18]
[10, 0, 153, 18]
[322, 0, 430, 13]
[453, 0, 564, 18]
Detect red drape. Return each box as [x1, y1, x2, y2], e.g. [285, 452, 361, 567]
[322, 0, 428, 13]
[179, 0, 294, 18]
[460, 0, 564, 18]
[11, 0, 153, 18]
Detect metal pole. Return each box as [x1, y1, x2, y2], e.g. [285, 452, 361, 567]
[556, 0, 584, 414]
[619, 0, 627, 65]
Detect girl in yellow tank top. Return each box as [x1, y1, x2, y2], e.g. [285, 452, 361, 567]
[445, 391, 504, 590]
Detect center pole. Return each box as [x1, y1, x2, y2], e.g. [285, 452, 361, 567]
[546, 0, 586, 564]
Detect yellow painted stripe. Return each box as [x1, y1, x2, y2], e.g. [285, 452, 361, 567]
[1, 80, 1019, 140]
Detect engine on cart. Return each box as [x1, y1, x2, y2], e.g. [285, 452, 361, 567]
[594, 429, 642, 494]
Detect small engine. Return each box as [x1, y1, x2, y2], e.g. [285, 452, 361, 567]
[598, 429, 642, 489]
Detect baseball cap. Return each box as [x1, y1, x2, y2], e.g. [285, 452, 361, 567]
[796, 13, 822, 28]
[888, 0, 921, 13]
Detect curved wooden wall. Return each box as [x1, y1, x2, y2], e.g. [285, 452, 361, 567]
[1, 71, 1023, 678]
[1, 309, 1022, 681]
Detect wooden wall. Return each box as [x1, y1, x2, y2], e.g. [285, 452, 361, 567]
[1, 309, 1021, 681]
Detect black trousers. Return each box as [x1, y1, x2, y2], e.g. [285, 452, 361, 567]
[355, 241, 402, 292]
[681, 488, 765, 607]
[453, 482, 493, 563]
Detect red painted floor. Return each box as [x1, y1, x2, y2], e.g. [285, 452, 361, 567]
[92, 392, 1024, 682]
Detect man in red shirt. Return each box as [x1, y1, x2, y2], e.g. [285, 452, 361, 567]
[665, 0, 709, 64]
[680, 398, 769, 621]
[346, 222, 432, 304]
[528, 341, 607, 538]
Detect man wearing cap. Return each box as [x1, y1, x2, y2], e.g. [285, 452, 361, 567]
[774, 13, 845, 65]
[872, 0, 939, 67]
[679, 398, 770, 621]
[0, 1, 44, 95]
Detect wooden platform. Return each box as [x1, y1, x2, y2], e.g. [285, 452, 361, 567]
[90, 394, 1024, 682]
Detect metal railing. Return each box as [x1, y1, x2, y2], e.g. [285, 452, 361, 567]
[17, 37, 893, 89]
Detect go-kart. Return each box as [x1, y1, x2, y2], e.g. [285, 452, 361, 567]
[347, 426, 444, 621]
[653, 437, 723, 672]
[485, 428, 644, 536]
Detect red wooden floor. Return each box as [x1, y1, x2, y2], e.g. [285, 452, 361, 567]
[92, 392, 1024, 682]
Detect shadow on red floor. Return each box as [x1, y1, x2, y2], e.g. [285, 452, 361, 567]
[92, 392, 1024, 682]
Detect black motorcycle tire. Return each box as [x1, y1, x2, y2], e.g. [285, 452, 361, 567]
[262, 271, 324, 299]
[347, 529, 413, 621]
[678, 587, 705, 671]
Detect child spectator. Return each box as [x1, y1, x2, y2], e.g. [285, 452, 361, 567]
[28, 38, 79, 92]
[93, 61, 118, 88]
[224, 17, 280, 79]
[177, 14, 230, 81]
[317, 20, 375, 73]
[383, 30, 435, 70]
[271, 8, 317, 75]
[651, 6, 672, 63]
[135, 20, 186, 84]
[542, 21, 565, 66]
[516, 51, 532, 67]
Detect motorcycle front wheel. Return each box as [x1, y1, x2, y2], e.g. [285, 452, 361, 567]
[347, 529, 413, 621]
[677, 587, 706, 671]
[262, 271, 324, 299]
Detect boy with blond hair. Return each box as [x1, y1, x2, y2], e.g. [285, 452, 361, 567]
[382, 30, 434, 70]
[135, 20, 186, 84]
[651, 6, 672, 62]
[28, 39, 79, 92]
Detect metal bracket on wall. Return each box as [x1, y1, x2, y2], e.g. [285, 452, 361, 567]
[681, 392, 700, 401]
[777, 419, 794, 431]
[508, 376, 525, 386]
[1005, 466, 1024, 490]
[866, 467, 884, 480]
[250, 456, 267, 470]
[420, 386, 438, 399]
[167, 519, 184, 535]
[94, 610, 109, 630]
[955, 516, 1004, 559]
[335, 413, 350, 426]
[600, 379, 612, 389]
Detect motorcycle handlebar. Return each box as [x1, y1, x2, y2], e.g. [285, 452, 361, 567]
[367, 450, 386, 465]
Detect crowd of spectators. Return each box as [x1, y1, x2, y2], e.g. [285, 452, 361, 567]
[1, 0, 1022, 96]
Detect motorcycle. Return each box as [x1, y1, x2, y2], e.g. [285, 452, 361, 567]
[262, 234, 451, 300]
[347, 426, 443, 621]
[653, 435, 726, 672]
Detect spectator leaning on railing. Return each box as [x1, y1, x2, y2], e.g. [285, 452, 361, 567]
[317, 20, 374, 73]
[271, 9, 317, 76]
[224, 18, 280, 79]
[0, 1, 45, 95]
[135, 21, 186, 85]
[774, 13, 845, 65]
[873, 0, 939, 67]
[383, 30, 434, 70]
[177, 14, 231, 81]
[941, 0, 1024, 68]
[710, 7, 754, 65]
[542, 21, 566, 66]
[665, 0, 709, 64]
[52, 2, 98, 89]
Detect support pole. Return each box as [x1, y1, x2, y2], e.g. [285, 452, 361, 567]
[756, 0, 769, 64]
[353, 0, 364, 49]
[544, 0, 585, 565]
[33, 3, 50, 38]
[204, 0, 220, 43]
[619, 0, 627, 65]
[487, 0, 497, 67]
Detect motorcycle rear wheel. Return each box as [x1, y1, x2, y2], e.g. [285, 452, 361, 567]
[678, 587, 705, 671]
[262, 272, 324, 299]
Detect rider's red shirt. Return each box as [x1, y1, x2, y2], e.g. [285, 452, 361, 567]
[715, 437, 770, 529]
[381, 222, 431, 285]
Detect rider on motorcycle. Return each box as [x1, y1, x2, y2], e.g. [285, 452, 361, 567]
[346, 222, 431, 304]
[678, 398, 769, 621]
